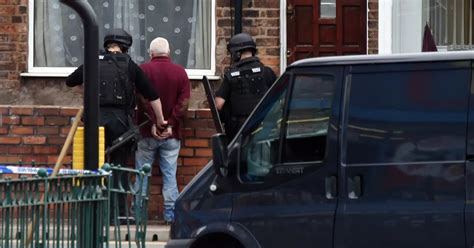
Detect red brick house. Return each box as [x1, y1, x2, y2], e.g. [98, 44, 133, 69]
[0, 0, 378, 220]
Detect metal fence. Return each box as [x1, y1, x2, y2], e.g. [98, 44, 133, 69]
[0, 164, 151, 248]
[107, 164, 151, 248]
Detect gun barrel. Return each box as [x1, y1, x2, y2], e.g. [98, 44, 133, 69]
[202, 76, 224, 133]
[105, 119, 150, 155]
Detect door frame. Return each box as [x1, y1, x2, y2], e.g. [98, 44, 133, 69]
[279, 1, 370, 73]
[279, 0, 288, 74]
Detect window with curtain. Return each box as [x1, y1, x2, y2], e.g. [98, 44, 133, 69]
[426, 0, 474, 50]
[32, 0, 213, 72]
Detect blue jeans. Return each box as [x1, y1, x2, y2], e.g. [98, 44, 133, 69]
[135, 137, 180, 222]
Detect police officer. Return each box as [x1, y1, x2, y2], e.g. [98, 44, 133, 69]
[65, 29, 166, 222]
[215, 33, 277, 138]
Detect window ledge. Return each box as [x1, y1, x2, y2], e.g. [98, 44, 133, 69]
[20, 72, 72, 78]
[20, 72, 221, 80]
[189, 75, 220, 80]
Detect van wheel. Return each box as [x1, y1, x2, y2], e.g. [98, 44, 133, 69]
[192, 234, 243, 248]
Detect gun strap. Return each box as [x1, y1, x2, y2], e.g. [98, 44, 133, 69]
[109, 109, 129, 130]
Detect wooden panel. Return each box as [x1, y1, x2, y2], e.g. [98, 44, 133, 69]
[296, 6, 314, 44]
[342, 6, 361, 45]
[294, 0, 314, 4]
[296, 51, 313, 60]
[319, 19, 336, 25]
[320, 25, 336, 45]
[287, 0, 317, 63]
[287, 0, 366, 64]
[338, 0, 366, 55]
[319, 52, 337, 57]
[319, 46, 338, 52]
[343, 52, 360, 55]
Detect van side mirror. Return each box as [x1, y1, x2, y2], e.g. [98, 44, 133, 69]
[212, 134, 229, 177]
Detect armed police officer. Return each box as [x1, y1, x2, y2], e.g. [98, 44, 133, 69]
[65, 29, 166, 222]
[215, 33, 277, 138]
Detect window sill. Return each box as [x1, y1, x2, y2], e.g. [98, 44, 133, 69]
[189, 75, 220, 80]
[20, 72, 221, 80]
[20, 72, 73, 78]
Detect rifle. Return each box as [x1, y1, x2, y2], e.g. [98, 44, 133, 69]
[202, 76, 225, 133]
[105, 113, 151, 157]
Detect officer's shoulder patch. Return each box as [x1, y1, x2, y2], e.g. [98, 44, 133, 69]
[251, 67, 261, 73]
[99, 55, 105, 60]
[230, 71, 240, 77]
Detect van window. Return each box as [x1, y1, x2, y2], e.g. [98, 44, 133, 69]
[345, 68, 470, 165]
[283, 74, 335, 163]
[240, 76, 289, 181]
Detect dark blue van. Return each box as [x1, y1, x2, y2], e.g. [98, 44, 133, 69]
[166, 52, 474, 248]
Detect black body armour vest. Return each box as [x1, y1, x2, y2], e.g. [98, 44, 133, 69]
[227, 58, 269, 116]
[98, 53, 134, 109]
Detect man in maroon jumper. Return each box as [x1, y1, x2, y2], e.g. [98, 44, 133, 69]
[135, 37, 190, 224]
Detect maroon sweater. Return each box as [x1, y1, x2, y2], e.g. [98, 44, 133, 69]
[138, 56, 190, 140]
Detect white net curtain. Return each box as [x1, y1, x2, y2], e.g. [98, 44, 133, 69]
[34, 0, 211, 69]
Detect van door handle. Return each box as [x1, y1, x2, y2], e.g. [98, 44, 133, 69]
[325, 176, 337, 199]
[348, 176, 362, 199]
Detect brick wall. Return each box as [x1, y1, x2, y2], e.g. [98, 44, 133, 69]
[0, 0, 383, 107]
[0, 0, 28, 104]
[368, 0, 379, 54]
[216, 0, 281, 76]
[0, 0, 283, 107]
[0, 105, 215, 220]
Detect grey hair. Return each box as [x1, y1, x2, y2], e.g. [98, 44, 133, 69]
[149, 37, 170, 56]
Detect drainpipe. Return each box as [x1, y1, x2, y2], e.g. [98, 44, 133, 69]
[59, 0, 99, 172]
[234, 0, 243, 34]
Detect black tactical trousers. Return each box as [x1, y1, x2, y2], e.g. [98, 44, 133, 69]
[226, 115, 247, 139]
[100, 108, 131, 218]
[100, 108, 130, 166]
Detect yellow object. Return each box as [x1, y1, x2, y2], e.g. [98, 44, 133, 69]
[73, 126, 105, 170]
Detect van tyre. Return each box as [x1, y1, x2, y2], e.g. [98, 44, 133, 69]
[191, 235, 243, 248]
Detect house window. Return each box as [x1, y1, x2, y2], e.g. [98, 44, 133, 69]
[381, 0, 474, 54]
[427, 0, 474, 50]
[320, 0, 336, 18]
[29, 0, 215, 77]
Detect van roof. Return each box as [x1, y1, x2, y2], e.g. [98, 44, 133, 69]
[289, 51, 474, 68]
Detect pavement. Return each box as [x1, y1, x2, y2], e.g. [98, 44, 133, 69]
[109, 241, 167, 248]
[109, 224, 171, 242]
[137, 224, 170, 247]
[0, 224, 171, 248]
[1, 241, 168, 248]
[110, 224, 171, 247]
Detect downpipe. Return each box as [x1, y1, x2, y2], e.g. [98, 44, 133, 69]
[59, 0, 99, 171]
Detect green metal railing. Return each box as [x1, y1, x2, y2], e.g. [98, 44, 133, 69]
[0, 163, 151, 248]
[0, 171, 108, 248]
[107, 163, 151, 248]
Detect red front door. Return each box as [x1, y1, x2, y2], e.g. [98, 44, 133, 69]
[287, 0, 367, 64]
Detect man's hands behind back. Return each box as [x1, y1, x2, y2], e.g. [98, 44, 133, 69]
[151, 124, 172, 140]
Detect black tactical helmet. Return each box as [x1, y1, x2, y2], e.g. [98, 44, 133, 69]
[103, 28, 133, 51]
[227, 33, 257, 61]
